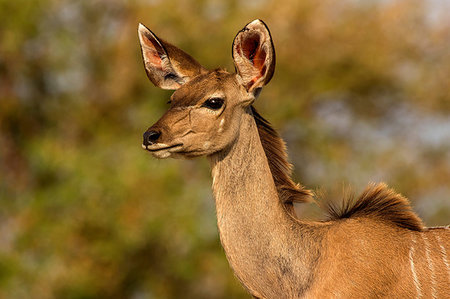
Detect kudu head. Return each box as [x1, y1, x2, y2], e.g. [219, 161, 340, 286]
[139, 20, 275, 158]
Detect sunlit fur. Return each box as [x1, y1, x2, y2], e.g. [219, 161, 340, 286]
[139, 19, 450, 298]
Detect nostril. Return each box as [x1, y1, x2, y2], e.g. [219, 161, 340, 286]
[143, 130, 161, 146]
[143, 130, 160, 146]
[144, 130, 161, 145]
[148, 130, 161, 143]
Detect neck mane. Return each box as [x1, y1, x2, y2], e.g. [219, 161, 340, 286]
[251, 106, 313, 209]
[251, 105, 423, 230]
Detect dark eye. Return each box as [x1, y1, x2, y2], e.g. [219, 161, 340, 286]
[202, 97, 224, 110]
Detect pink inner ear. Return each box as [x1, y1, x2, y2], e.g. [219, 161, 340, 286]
[242, 32, 260, 62]
[142, 32, 165, 69]
[146, 48, 163, 69]
[254, 49, 266, 75]
[241, 32, 267, 79]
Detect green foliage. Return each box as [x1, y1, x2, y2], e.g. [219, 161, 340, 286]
[0, 0, 449, 297]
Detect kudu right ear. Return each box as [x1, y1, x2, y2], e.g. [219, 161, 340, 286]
[232, 19, 276, 95]
[138, 23, 206, 90]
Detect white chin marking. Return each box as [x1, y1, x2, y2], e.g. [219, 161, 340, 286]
[160, 152, 171, 159]
[152, 151, 171, 159]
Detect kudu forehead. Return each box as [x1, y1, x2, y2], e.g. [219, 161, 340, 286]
[170, 70, 237, 107]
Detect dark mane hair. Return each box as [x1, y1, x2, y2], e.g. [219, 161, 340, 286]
[252, 107, 423, 231]
[325, 183, 424, 231]
[251, 106, 313, 210]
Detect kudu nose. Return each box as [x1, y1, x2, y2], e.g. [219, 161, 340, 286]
[143, 130, 161, 146]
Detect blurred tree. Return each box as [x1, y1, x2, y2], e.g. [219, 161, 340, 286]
[0, 0, 449, 298]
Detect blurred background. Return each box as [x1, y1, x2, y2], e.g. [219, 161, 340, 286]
[1, 0, 449, 297]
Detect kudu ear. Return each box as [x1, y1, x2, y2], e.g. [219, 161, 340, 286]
[138, 23, 206, 90]
[232, 19, 275, 94]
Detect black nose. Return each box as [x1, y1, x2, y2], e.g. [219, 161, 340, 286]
[143, 130, 161, 146]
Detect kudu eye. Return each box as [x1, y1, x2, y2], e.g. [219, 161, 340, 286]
[202, 97, 224, 110]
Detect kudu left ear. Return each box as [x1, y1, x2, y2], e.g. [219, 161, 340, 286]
[138, 23, 207, 90]
[232, 19, 276, 94]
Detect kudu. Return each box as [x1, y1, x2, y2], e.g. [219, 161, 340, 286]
[138, 20, 450, 298]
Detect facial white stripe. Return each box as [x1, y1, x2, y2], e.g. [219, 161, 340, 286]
[218, 118, 225, 133]
[435, 234, 450, 283]
[421, 234, 437, 298]
[410, 233, 422, 298]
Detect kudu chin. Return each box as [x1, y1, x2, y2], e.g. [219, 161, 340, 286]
[138, 19, 450, 298]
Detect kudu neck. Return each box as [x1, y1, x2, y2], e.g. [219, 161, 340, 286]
[208, 108, 320, 298]
[209, 108, 286, 222]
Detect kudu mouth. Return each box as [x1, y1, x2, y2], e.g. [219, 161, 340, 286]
[141, 143, 184, 152]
